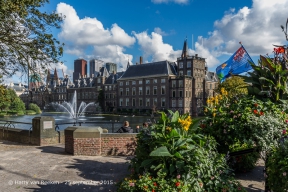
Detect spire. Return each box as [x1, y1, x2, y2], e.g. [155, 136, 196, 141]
[54, 68, 58, 81]
[181, 38, 188, 58]
[126, 59, 130, 70]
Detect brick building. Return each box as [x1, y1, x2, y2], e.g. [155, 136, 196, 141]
[20, 40, 218, 115]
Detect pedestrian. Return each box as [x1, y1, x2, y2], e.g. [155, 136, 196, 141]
[116, 121, 133, 133]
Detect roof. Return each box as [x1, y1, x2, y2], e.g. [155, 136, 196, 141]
[119, 60, 177, 79]
[205, 71, 219, 82]
[105, 71, 125, 84]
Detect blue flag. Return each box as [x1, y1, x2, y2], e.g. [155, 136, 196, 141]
[216, 45, 254, 82]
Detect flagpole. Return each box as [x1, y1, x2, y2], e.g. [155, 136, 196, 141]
[239, 42, 255, 65]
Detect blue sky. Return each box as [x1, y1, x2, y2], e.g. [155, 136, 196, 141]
[6, 0, 288, 84]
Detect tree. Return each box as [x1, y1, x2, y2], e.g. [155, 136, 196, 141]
[97, 89, 104, 111]
[6, 88, 25, 112]
[0, 85, 10, 111]
[216, 76, 248, 97]
[0, 0, 64, 77]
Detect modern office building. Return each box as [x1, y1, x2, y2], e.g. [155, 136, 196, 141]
[73, 59, 87, 82]
[89, 59, 105, 77]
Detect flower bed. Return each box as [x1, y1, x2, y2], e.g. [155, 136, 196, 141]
[117, 111, 245, 191]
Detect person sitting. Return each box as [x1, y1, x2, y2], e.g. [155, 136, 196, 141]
[135, 125, 140, 133]
[141, 122, 150, 134]
[116, 121, 133, 133]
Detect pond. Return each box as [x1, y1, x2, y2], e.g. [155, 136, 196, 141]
[0, 112, 155, 133]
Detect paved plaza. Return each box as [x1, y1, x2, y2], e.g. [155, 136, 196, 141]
[0, 140, 265, 192]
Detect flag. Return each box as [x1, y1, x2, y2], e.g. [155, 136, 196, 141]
[216, 45, 254, 82]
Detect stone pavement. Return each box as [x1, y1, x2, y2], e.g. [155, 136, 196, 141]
[0, 140, 265, 192]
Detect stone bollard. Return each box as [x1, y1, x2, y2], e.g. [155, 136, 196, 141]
[32, 116, 58, 146]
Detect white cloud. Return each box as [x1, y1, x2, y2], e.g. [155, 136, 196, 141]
[56, 3, 135, 71]
[133, 31, 182, 62]
[152, 0, 189, 4]
[202, 0, 288, 68]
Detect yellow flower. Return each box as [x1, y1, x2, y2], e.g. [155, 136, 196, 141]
[178, 116, 192, 131]
[204, 108, 208, 112]
[213, 113, 216, 117]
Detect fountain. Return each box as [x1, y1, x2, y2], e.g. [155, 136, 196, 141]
[50, 90, 95, 122]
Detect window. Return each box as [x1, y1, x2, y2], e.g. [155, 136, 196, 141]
[109, 86, 111, 90]
[120, 88, 123, 96]
[146, 80, 150, 84]
[179, 90, 183, 97]
[139, 87, 143, 95]
[153, 86, 157, 95]
[119, 98, 123, 106]
[172, 90, 176, 97]
[178, 100, 183, 107]
[187, 61, 191, 68]
[179, 62, 183, 68]
[97, 78, 101, 83]
[132, 81, 136, 85]
[126, 81, 129, 85]
[119, 82, 123, 86]
[210, 84, 212, 89]
[153, 98, 157, 106]
[132, 87, 136, 95]
[187, 70, 191, 76]
[126, 98, 129, 106]
[146, 86, 150, 95]
[139, 98, 143, 106]
[146, 98, 150, 106]
[105, 86, 107, 91]
[153, 79, 157, 84]
[161, 98, 166, 107]
[172, 80, 176, 88]
[161, 86, 165, 94]
[172, 100, 176, 107]
[161, 79, 166, 83]
[126, 88, 129, 96]
[97, 86, 101, 91]
[179, 71, 183, 76]
[179, 80, 183, 87]
[139, 80, 142, 84]
[132, 98, 136, 106]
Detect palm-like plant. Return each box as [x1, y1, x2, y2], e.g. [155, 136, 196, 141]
[242, 53, 288, 102]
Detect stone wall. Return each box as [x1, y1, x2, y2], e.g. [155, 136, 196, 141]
[0, 127, 64, 146]
[65, 126, 137, 156]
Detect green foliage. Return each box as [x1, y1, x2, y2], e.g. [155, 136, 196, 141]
[216, 76, 248, 97]
[97, 89, 104, 110]
[241, 56, 288, 102]
[117, 111, 245, 191]
[0, 0, 64, 76]
[202, 92, 286, 154]
[266, 136, 288, 192]
[228, 142, 259, 172]
[25, 110, 36, 115]
[28, 103, 41, 114]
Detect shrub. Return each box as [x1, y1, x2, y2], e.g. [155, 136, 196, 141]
[201, 89, 285, 154]
[117, 111, 245, 192]
[26, 110, 36, 115]
[266, 131, 288, 192]
[28, 103, 41, 114]
[228, 142, 259, 172]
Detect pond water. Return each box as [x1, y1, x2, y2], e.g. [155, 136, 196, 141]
[0, 112, 156, 133]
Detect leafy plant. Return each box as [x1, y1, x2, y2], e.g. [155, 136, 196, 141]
[266, 132, 288, 192]
[118, 111, 246, 191]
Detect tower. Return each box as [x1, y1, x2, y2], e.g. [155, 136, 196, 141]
[73, 59, 87, 82]
[89, 59, 104, 77]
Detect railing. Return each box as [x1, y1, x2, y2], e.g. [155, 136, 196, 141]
[0, 120, 33, 137]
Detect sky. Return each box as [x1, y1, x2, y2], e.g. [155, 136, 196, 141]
[5, 0, 288, 84]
